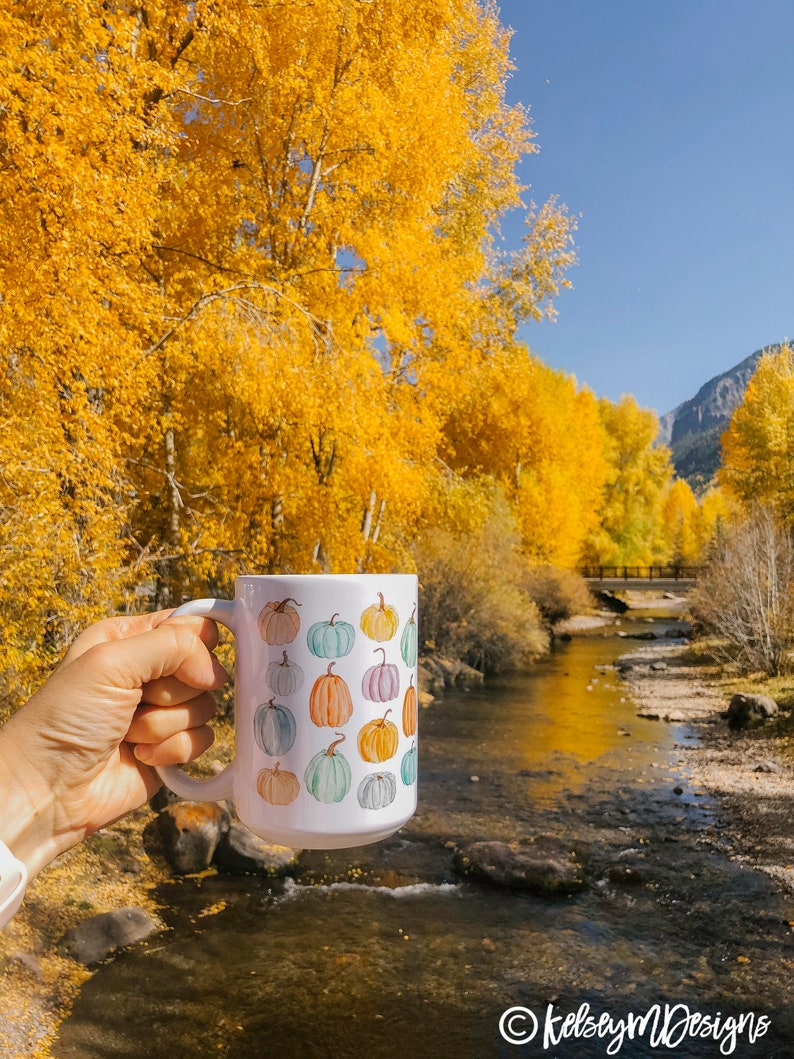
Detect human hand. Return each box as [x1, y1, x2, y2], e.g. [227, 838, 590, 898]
[0, 611, 227, 879]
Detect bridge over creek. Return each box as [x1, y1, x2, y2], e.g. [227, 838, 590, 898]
[580, 565, 701, 592]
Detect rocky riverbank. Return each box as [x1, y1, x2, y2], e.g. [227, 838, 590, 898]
[617, 638, 794, 894]
[2, 619, 793, 1057]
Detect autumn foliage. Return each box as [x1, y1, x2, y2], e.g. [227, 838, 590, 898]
[0, 0, 716, 702]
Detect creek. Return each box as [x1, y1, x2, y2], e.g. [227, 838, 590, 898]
[55, 611, 793, 1058]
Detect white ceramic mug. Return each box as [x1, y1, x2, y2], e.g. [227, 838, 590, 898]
[156, 574, 419, 849]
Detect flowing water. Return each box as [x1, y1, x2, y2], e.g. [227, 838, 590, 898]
[56, 614, 793, 1058]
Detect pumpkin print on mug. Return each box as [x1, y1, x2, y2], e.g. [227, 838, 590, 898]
[257, 763, 300, 805]
[155, 573, 418, 851]
[402, 674, 418, 737]
[362, 647, 400, 702]
[358, 709, 399, 763]
[358, 771, 397, 810]
[266, 651, 305, 697]
[253, 699, 297, 757]
[400, 744, 418, 786]
[360, 592, 399, 642]
[304, 733, 352, 803]
[309, 661, 354, 727]
[400, 604, 418, 667]
[258, 598, 301, 645]
[307, 613, 356, 659]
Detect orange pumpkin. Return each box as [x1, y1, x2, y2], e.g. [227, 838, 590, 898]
[309, 661, 354, 727]
[360, 592, 399, 642]
[257, 762, 300, 805]
[258, 598, 301, 644]
[402, 674, 418, 737]
[357, 708, 399, 763]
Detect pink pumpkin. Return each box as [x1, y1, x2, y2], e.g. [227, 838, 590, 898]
[362, 647, 400, 702]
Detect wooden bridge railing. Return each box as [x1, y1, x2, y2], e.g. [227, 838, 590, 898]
[579, 565, 702, 582]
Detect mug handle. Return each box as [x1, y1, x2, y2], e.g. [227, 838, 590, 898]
[154, 598, 238, 803]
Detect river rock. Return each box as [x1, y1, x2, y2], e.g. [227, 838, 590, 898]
[453, 838, 585, 894]
[753, 760, 783, 774]
[59, 907, 159, 967]
[596, 590, 629, 614]
[421, 656, 484, 691]
[727, 693, 778, 730]
[213, 821, 300, 875]
[156, 800, 230, 874]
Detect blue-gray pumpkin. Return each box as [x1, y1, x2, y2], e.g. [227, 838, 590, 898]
[307, 613, 355, 658]
[304, 733, 351, 803]
[400, 604, 418, 667]
[357, 771, 397, 810]
[266, 650, 305, 697]
[254, 699, 297, 757]
[400, 744, 418, 786]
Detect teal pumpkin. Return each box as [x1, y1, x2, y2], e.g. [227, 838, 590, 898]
[400, 743, 418, 786]
[400, 604, 418, 667]
[357, 771, 397, 810]
[304, 733, 351, 803]
[254, 699, 297, 757]
[307, 613, 356, 658]
[266, 650, 305, 697]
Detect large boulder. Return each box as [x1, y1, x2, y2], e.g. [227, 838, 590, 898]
[453, 838, 585, 895]
[155, 800, 230, 874]
[727, 692, 778, 730]
[213, 822, 300, 876]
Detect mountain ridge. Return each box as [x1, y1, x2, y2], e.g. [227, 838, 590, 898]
[658, 341, 789, 491]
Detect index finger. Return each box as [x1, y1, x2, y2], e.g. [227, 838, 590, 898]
[69, 622, 227, 704]
[62, 611, 219, 666]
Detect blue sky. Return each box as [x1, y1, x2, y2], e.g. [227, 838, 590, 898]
[496, 0, 794, 415]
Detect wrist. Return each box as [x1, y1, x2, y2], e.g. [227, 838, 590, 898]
[0, 724, 63, 880]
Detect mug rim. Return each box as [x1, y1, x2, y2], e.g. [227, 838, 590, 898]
[234, 572, 417, 581]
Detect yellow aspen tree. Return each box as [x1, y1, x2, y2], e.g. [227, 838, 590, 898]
[0, 1, 187, 700]
[660, 479, 699, 565]
[719, 344, 794, 522]
[0, 0, 580, 705]
[584, 396, 672, 566]
[126, 0, 576, 592]
[440, 347, 607, 566]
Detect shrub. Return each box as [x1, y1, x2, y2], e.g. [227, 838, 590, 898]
[690, 504, 794, 676]
[522, 565, 594, 625]
[415, 503, 547, 673]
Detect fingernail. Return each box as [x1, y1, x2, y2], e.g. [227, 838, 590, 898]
[134, 744, 154, 763]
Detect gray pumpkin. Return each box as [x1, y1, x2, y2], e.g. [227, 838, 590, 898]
[357, 771, 397, 810]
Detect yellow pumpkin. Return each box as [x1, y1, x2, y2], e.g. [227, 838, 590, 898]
[257, 762, 300, 805]
[360, 592, 399, 642]
[258, 598, 301, 645]
[310, 661, 354, 727]
[402, 674, 418, 737]
[357, 709, 399, 763]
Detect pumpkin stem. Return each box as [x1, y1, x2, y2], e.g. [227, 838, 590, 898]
[409, 603, 417, 623]
[328, 613, 339, 626]
[280, 650, 289, 665]
[268, 697, 276, 707]
[408, 673, 414, 689]
[273, 761, 282, 774]
[276, 597, 301, 612]
[377, 708, 393, 727]
[326, 661, 338, 676]
[377, 591, 385, 611]
[326, 732, 346, 756]
[374, 646, 387, 666]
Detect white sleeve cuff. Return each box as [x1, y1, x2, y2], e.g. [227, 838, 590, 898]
[0, 838, 27, 928]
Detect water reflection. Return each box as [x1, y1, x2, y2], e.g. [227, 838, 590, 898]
[56, 615, 794, 1059]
